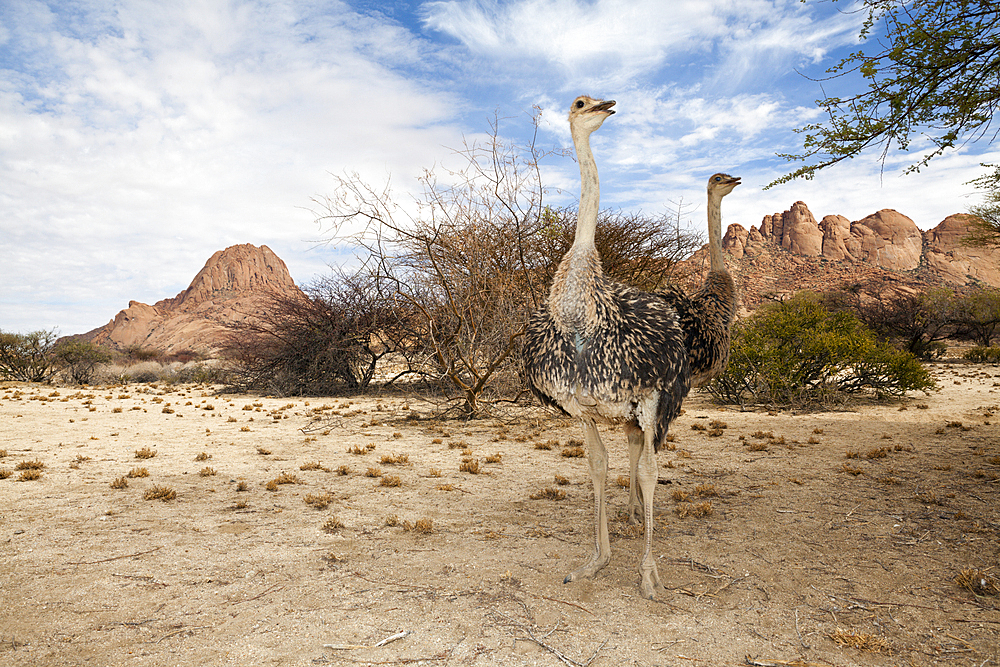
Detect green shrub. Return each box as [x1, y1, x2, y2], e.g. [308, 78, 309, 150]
[708, 293, 935, 407]
[0, 330, 59, 382]
[963, 346, 1000, 364]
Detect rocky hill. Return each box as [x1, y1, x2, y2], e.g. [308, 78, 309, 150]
[84, 244, 303, 355]
[683, 203, 1000, 308]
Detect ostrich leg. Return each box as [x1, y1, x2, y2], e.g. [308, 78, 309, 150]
[625, 424, 644, 526]
[636, 422, 662, 599]
[564, 419, 611, 583]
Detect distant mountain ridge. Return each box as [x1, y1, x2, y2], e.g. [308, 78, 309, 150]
[82, 208, 998, 355]
[84, 244, 302, 354]
[683, 204, 999, 308]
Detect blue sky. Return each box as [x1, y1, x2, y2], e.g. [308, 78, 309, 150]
[2, 0, 997, 335]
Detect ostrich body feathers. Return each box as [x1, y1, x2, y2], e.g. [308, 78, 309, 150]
[524, 247, 691, 452]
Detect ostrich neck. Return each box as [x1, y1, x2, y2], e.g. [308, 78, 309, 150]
[547, 125, 603, 334]
[572, 129, 600, 248]
[707, 193, 727, 273]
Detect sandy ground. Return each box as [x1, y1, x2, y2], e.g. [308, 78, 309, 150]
[1, 362, 998, 667]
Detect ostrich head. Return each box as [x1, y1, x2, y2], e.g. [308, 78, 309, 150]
[708, 173, 741, 197]
[568, 96, 616, 137]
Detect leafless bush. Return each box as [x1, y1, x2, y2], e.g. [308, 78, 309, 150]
[224, 268, 412, 396]
[313, 110, 701, 415]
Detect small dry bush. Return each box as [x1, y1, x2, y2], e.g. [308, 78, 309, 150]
[194, 452, 211, 461]
[144, 485, 176, 501]
[134, 447, 156, 459]
[199, 467, 217, 477]
[866, 447, 888, 459]
[379, 453, 409, 465]
[348, 445, 367, 455]
[615, 475, 629, 488]
[554, 474, 570, 486]
[534, 440, 556, 450]
[335, 465, 351, 476]
[841, 463, 865, 476]
[304, 492, 334, 509]
[18, 469, 42, 481]
[690, 423, 706, 431]
[403, 518, 433, 533]
[671, 490, 690, 502]
[15, 459, 45, 470]
[956, 567, 1000, 596]
[322, 517, 345, 533]
[300, 461, 331, 471]
[110, 476, 128, 489]
[380, 475, 402, 487]
[529, 487, 566, 500]
[128, 467, 149, 478]
[459, 459, 480, 474]
[561, 446, 585, 458]
[365, 467, 382, 478]
[675, 501, 713, 518]
[694, 483, 717, 497]
[828, 628, 891, 654]
[384, 514, 400, 527]
[0, 469, 10, 480]
[484, 452, 502, 463]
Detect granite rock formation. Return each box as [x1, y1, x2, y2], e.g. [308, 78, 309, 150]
[85, 244, 302, 354]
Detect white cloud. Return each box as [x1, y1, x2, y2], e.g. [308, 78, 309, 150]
[0, 0, 468, 334]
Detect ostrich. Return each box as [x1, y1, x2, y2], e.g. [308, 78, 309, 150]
[624, 172, 741, 525]
[523, 96, 739, 599]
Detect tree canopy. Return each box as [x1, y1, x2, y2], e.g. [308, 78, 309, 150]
[770, 0, 1000, 188]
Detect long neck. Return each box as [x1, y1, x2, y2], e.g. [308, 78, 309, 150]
[572, 127, 600, 248]
[707, 192, 727, 273]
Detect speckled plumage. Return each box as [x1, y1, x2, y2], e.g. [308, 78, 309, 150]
[657, 269, 737, 387]
[524, 246, 691, 451]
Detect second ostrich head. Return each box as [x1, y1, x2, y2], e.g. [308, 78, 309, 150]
[708, 173, 741, 197]
[706, 172, 740, 273]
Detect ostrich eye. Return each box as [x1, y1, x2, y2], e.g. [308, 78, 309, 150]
[575, 100, 585, 109]
[714, 176, 721, 181]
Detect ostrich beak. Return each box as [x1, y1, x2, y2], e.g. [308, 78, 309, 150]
[726, 175, 741, 186]
[593, 100, 616, 115]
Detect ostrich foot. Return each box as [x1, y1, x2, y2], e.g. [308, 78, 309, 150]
[639, 557, 663, 600]
[626, 501, 643, 526]
[563, 554, 610, 583]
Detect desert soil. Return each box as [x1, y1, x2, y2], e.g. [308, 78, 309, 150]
[1, 362, 998, 667]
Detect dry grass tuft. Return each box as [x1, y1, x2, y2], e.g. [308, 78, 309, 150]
[127, 467, 149, 478]
[615, 475, 630, 488]
[380, 475, 403, 487]
[304, 492, 334, 509]
[671, 489, 690, 502]
[866, 447, 888, 459]
[561, 446, 585, 458]
[841, 463, 865, 476]
[379, 453, 409, 465]
[194, 452, 212, 461]
[134, 447, 157, 459]
[322, 517, 345, 533]
[956, 567, 1000, 596]
[384, 514, 400, 527]
[335, 465, 351, 476]
[403, 518, 434, 533]
[300, 461, 331, 471]
[675, 501, 713, 518]
[348, 445, 367, 455]
[143, 485, 176, 501]
[17, 469, 42, 481]
[110, 476, 129, 489]
[534, 440, 557, 450]
[365, 467, 382, 478]
[484, 452, 502, 463]
[828, 628, 891, 653]
[554, 474, 570, 486]
[690, 423, 707, 431]
[15, 459, 45, 470]
[459, 459, 480, 474]
[199, 467, 217, 477]
[529, 487, 566, 500]
[265, 473, 301, 491]
[694, 483, 718, 497]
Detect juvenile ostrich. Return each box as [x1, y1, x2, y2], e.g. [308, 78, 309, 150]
[524, 95, 692, 599]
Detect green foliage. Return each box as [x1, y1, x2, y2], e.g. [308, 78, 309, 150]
[963, 346, 1000, 363]
[949, 287, 1000, 346]
[708, 294, 935, 406]
[771, 0, 1000, 187]
[51, 339, 112, 385]
[0, 330, 59, 382]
